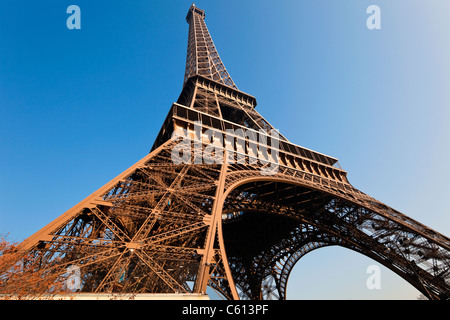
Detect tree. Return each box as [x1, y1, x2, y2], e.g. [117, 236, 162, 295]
[0, 234, 69, 299]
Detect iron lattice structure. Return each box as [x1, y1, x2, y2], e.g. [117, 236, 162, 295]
[17, 5, 450, 300]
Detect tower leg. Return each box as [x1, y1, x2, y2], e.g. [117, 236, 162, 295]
[193, 162, 239, 299]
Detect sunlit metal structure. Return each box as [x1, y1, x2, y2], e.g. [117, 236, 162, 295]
[18, 5, 450, 300]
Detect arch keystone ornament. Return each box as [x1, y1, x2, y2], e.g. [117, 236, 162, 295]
[16, 5, 450, 300]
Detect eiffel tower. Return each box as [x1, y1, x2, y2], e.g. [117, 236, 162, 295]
[17, 4, 450, 300]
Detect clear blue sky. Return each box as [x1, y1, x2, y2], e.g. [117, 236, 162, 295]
[1, 0, 449, 300]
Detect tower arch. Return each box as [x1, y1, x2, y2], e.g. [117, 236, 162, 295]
[217, 173, 450, 300]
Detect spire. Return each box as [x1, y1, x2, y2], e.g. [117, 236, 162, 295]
[184, 5, 238, 90]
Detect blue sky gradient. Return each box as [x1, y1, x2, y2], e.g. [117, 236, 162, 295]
[1, 1, 449, 299]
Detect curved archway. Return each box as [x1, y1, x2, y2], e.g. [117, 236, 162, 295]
[286, 246, 423, 300]
[217, 175, 449, 300]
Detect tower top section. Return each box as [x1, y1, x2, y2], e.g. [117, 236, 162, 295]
[183, 5, 238, 90]
[186, 4, 205, 23]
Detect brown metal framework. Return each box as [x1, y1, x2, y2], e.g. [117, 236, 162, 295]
[17, 5, 450, 300]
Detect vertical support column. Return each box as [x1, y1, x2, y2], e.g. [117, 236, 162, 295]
[193, 160, 239, 299]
